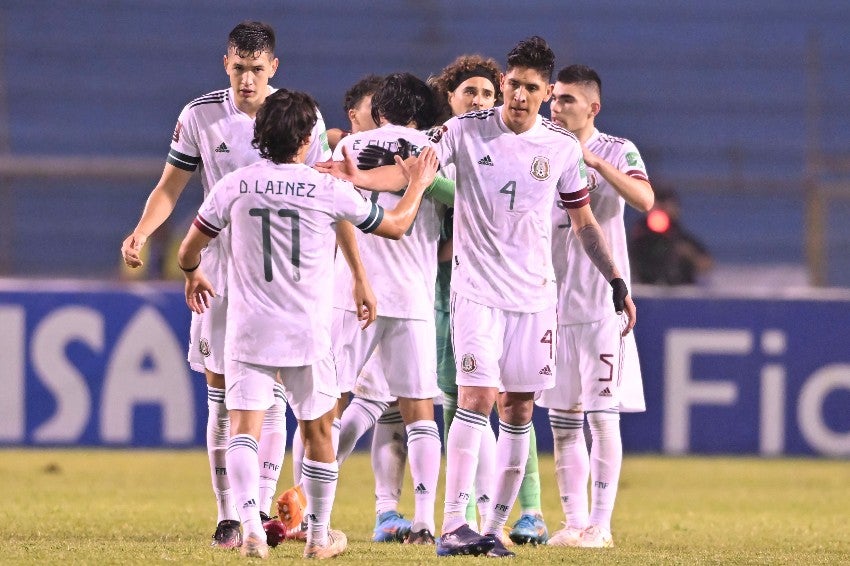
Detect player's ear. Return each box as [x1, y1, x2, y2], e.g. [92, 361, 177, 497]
[545, 82, 554, 101]
[590, 101, 601, 117]
[269, 56, 279, 77]
[222, 54, 228, 72]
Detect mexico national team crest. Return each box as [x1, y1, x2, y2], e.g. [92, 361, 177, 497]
[460, 353, 477, 373]
[530, 156, 550, 180]
[199, 338, 211, 357]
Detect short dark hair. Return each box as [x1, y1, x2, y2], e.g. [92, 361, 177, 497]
[506, 36, 555, 81]
[228, 21, 276, 57]
[343, 74, 384, 112]
[556, 64, 602, 98]
[252, 89, 317, 164]
[371, 72, 440, 130]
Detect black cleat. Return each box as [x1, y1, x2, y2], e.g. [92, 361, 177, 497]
[436, 525, 496, 557]
[210, 519, 242, 549]
[485, 535, 516, 558]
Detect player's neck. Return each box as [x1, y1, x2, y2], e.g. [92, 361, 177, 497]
[574, 123, 594, 144]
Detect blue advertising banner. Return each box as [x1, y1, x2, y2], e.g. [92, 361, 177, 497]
[1, 281, 848, 456]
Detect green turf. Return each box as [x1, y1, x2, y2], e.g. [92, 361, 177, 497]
[0, 450, 847, 564]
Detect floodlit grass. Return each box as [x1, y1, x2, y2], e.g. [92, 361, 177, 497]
[0, 450, 848, 564]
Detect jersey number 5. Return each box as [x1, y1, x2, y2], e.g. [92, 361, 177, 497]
[249, 207, 301, 282]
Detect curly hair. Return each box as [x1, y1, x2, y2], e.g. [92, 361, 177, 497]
[428, 54, 502, 123]
[252, 89, 318, 164]
[370, 72, 440, 130]
[506, 36, 555, 81]
[228, 21, 275, 58]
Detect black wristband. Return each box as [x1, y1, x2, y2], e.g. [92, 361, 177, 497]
[610, 277, 628, 314]
[179, 258, 201, 272]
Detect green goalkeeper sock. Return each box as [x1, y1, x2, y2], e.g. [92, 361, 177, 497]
[517, 423, 542, 513]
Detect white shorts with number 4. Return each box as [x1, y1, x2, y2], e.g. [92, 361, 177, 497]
[451, 293, 556, 393]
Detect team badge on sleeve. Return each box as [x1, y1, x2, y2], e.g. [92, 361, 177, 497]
[460, 353, 477, 373]
[625, 152, 644, 169]
[530, 156, 550, 181]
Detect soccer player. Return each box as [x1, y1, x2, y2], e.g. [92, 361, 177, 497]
[331, 72, 444, 545]
[541, 64, 652, 549]
[119, 21, 367, 548]
[316, 36, 636, 558]
[325, 74, 383, 150]
[176, 88, 439, 558]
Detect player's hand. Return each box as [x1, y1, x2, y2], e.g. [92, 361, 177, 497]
[121, 232, 147, 268]
[610, 277, 636, 335]
[581, 145, 602, 169]
[357, 138, 413, 170]
[314, 145, 361, 184]
[184, 272, 216, 314]
[397, 147, 438, 192]
[351, 275, 377, 329]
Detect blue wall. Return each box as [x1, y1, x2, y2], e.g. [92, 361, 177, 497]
[1, 1, 850, 281]
[2, 282, 848, 457]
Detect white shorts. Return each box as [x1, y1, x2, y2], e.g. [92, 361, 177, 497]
[334, 309, 440, 400]
[188, 294, 227, 375]
[537, 314, 645, 413]
[225, 354, 339, 421]
[450, 293, 556, 393]
[352, 345, 396, 404]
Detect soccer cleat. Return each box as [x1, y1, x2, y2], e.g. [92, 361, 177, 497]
[436, 525, 497, 557]
[579, 525, 614, 548]
[277, 484, 307, 533]
[508, 513, 549, 545]
[304, 528, 347, 559]
[210, 519, 242, 549]
[485, 535, 516, 558]
[240, 532, 270, 559]
[405, 528, 436, 545]
[260, 512, 286, 548]
[372, 510, 413, 543]
[546, 525, 585, 547]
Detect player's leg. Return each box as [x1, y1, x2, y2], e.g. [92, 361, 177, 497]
[437, 295, 500, 557]
[509, 423, 549, 545]
[190, 301, 240, 548]
[371, 404, 411, 542]
[257, 382, 287, 518]
[224, 361, 278, 559]
[547, 408, 589, 546]
[281, 355, 347, 559]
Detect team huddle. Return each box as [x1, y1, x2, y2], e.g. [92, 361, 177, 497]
[121, 20, 653, 560]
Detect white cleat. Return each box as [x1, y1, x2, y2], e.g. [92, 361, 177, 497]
[579, 525, 614, 548]
[304, 529, 348, 559]
[240, 532, 270, 559]
[546, 525, 585, 547]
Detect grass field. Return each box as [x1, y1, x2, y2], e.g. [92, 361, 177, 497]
[1, 450, 848, 565]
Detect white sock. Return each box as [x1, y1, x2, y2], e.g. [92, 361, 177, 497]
[587, 411, 622, 531]
[292, 424, 304, 486]
[550, 409, 590, 528]
[337, 397, 388, 465]
[442, 408, 488, 534]
[406, 419, 441, 534]
[258, 385, 286, 516]
[475, 418, 496, 529]
[482, 420, 531, 536]
[226, 434, 262, 539]
[302, 457, 339, 548]
[372, 407, 407, 515]
[206, 386, 237, 522]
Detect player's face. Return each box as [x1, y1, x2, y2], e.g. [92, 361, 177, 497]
[224, 48, 279, 113]
[500, 67, 553, 134]
[349, 94, 377, 133]
[550, 81, 597, 135]
[448, 76, 497, 116]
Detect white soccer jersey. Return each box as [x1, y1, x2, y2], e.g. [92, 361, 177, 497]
[552, 128, 649, 324]
[332, 123, 442, 320]
[429, 107, 589, 313]
[167, 86, 330, 294]
[193, 160, 381, 367]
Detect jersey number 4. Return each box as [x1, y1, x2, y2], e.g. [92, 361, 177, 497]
[249, 207, 301, 282]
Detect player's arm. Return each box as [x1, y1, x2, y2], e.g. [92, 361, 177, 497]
[582, 147, 654, 212]
[177, 222, 216, 315]
[122, 164, 194, 268]
[365, 148, 439, 239]
[567, 204, 637, 335]
[335, 221, 377, 329]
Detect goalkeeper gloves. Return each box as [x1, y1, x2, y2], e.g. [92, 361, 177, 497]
[356, 138, 412, 170]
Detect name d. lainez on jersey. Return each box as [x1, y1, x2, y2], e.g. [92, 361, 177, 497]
[239, 179, 317, 198]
